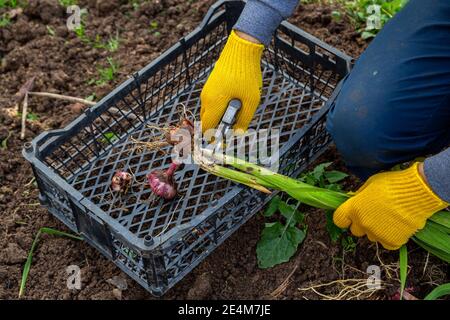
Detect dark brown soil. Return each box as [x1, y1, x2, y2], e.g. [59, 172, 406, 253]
[0, 1, 448, 300]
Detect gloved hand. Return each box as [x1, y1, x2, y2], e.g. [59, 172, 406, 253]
[333, 162, 448, 250]
[200, 30, 264, 132]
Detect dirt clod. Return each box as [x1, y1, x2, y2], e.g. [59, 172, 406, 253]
[96, 0, 120, 16]
[25, 0, 64, 24]
[106, 276, 128, 291]
[0, 243, 27, 265]
[187, 272, 212, 300]
[112, 288, 122, 300]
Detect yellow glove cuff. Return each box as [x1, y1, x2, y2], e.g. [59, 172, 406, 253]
[388, 162, 448, 223]
[217, 30, 264, 66]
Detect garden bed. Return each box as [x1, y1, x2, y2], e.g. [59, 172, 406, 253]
[0, 0, 447, 300]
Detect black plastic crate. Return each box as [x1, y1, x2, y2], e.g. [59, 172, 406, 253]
[23, 0, 352, 296]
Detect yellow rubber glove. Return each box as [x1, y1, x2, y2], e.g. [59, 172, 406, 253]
[200, 30, 264, 132]
[333, 162, 448, 250]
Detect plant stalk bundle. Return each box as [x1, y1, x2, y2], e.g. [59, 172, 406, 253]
[198, 149, 450, 263]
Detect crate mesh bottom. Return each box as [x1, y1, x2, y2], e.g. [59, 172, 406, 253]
[70, 63, 326, 240]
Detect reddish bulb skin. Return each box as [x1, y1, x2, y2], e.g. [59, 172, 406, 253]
[165, 118, 194, 145]
[111, 171, 132, 193]
[147, 162, 179, 200]
[391, 287, 416, 300]
[180, 118, 194, 133]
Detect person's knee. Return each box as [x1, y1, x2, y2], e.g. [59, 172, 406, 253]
[326, 88, 389, 179]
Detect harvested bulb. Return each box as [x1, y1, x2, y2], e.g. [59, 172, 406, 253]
[165, 118, 194, 145]
[147, 162, 180, 200]
[111, 170, 132, 193]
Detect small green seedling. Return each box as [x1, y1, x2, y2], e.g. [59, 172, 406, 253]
[341, 235, 357, 252]
[58, 0, 77, 7]
[257, 196, 306, 269]
[93, 34, 120, 52]
[17, 111, 39, 121]
[100, 132, 119, 144]
[85, 93, 96, 102]
[299, 163, 350, 243]
[129, 0, 140, 11]
[1, 130, 11, 150]
[150, 21, 161, 37]
[71, 8, 89, 42]
[46, 25, 56, 36]
[331, 10, 342, 22]
[19, 227, 82, 298]
[343, 0, 408, 39]
[74, 24, 87, 41]
[105, 35, 120, 52]
[97, 57, 118, 85]
[298, 162, 348, 191]
[89, 57, 119, 86]
[0, 14, 10, 28]
[0, 0, 18, 8]
[150, 20, 159, 30]
[27, 112, 39, 121]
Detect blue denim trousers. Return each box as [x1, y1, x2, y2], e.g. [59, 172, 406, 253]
[326, 0, 450, 180]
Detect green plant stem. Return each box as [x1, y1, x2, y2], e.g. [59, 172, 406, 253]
[205, 163, 272, 194]
[19, 227, 82, 298]
[399, 245, 408, 300]
[424, 283, 450, 300]
[205, 150, 350, 210]
[200, 149, 450, 263]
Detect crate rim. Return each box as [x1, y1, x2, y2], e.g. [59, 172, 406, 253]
[22, 0, 353, 254]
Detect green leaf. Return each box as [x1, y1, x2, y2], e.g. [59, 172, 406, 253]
[298, 173, 317, 186]
[17, 111, 39, 121]
[427, 220, 450, 235]
[399, 245, 408, 300]
[361, 31, 376, 39]
[256, 222, 306, 269]
[278, 201, 304, 225]
[150, 20, 158, 29]
[324, 171, 348, 184]
[100, 132, 119, 143]
[325, 210, 344, 243]
[264, 196, 281, 217]
[341, 235, 357, 252]
[412, 237, 450, 264]
[85, 93, 96, 102]
[312, 162, 332, 180]
[27, 112, 39, 121]
[429, 211, 450, 231]
[19, 227, 82, 297]
[39, 227, 82, 240]
[325, 183, 343, 192]
[414, 221, 450, 254]
[424, 283, 450, 300]
[331, 10, 342, 21]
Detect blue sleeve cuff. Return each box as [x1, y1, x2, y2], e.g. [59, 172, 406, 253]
[233, 0, 299, 46]
[424, 148, 450, 203]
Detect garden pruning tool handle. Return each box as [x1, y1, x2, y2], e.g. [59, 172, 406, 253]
[219, 98, 242, 137]
[204, 99, 241, 152]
